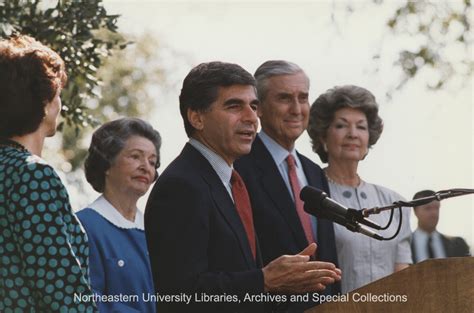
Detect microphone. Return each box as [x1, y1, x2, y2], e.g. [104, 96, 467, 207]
[300, 186, 383, 240]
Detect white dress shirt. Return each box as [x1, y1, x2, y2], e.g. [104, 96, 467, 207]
[412, 228, 446, 262]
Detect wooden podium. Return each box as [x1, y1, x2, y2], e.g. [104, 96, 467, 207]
[306, 257, 474, 313]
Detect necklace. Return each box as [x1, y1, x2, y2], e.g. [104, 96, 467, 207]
[324, 168, 361, 187]
[0, 138, 28, 152]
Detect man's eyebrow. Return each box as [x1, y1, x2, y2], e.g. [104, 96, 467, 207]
[223, 98, 260, 106]
[223, 98, 245, 105]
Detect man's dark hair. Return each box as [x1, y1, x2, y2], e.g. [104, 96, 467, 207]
[179, 61, 256, 137]
[412, 189, 437, 210]
[413, 190, 436, 200]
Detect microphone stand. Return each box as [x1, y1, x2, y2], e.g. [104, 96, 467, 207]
[351, 188, 473, 241]
[361, 188, 474, 217]
[302, 187, 473, 241]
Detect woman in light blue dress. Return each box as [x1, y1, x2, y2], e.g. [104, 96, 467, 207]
[77, 118, 161, 313]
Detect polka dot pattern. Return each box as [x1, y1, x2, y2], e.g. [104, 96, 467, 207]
[0, 147, 97, 312]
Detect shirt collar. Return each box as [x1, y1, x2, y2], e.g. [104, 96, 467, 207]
[259, 130, 299, 167]
[87, 195, 144, 230]
[189, 138, 233, 187]
[415, 228, 440, 239]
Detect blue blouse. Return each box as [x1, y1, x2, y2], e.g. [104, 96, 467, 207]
[77, 196, 156, 313]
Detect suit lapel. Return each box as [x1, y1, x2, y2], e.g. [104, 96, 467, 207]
[253, 137, 309, 250]
[299, 152, 328, 193]
[440, 234, 452, 257]
[184, 144, 256, 268]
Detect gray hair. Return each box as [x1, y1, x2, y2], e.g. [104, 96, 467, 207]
[254, 60, 308, 101]
[307, 85, 384, 163]
[85, 117, 162, 192]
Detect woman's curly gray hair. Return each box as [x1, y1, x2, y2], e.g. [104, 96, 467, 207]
[307, 85, 383, 163]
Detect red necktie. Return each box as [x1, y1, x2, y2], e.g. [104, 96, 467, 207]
[231, 170, 256, 260]
[286, 154, 315, 245]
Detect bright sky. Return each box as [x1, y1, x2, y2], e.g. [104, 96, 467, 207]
[89, 0, 473, 249]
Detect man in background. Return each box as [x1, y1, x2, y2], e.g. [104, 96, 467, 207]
[411, 189, 470, 263]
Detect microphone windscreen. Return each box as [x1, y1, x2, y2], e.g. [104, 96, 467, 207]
[300, 186, 326, 203]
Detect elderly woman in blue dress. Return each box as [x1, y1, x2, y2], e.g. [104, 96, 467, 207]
[77, 118, 160, 312]
[307, 85, 412, 294]
[0, 35, 96, 311]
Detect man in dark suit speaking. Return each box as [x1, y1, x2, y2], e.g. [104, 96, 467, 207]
[234, 61, 340, 311]
[145, 62, 341, 313]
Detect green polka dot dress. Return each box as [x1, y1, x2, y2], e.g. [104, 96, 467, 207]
[0, 146, 97, 312]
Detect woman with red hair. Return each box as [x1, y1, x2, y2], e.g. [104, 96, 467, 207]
[0, 35, 96, 312]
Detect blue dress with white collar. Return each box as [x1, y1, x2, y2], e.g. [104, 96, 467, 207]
[77, 196, 156, 313]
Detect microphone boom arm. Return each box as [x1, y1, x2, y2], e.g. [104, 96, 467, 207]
[362, 188, 474, 217]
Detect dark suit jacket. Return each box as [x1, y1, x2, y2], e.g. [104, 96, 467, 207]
[234, 136, 341, 303]
[411, 232, 471, 263]
[145, 144, 265, 313]
[441, 234, 470, 257]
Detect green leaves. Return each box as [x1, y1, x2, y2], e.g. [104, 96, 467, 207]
[384, 0, 472, 91]
[0, 0, 128, 132]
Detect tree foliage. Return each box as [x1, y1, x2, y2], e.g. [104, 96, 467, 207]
[0, 0, 127, 131]
[336, 0, 472, 96]
[62, 32, 171, 171]
[384, 0, 472, 92]
[0, 0, 174, 188]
